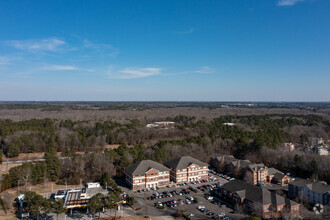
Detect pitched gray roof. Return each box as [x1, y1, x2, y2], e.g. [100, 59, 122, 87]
[268, 167, 282, 176]
[248, 163, 267, 172]
[273, 172, 286, 180]
[222, 179, 298, 207]
[306, 182, 330, 194]
[164, 156, 208, 170]
[215, 155, 251, 166]
[290, 179, 313, 187]
[125, 160, 170, 176]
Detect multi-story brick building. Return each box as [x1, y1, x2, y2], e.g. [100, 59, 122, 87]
[245, 163, 269, 185]
[219, 180, 300, 219]
[125, 160, 170, 190]
[164, 156, 208, 183]
[212, 155, 290, 186]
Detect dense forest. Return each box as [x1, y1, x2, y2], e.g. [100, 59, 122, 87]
[0, 103, 329, 192]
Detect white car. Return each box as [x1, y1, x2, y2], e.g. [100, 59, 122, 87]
[207, 196, 214, 200]
[198, 205, 205, 210]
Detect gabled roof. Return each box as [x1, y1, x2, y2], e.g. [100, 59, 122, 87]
[268, 167, 282, 176]
[164, 156, 208, 170]
[248, 163, 267, 172]
[125, 160, 170, 176]
[222, 179, 298, 207]
[273, 172, 287, 180]
[306, 182, 330, 194]
[289, 179, 313, 187]
[215, 155, 252, 168]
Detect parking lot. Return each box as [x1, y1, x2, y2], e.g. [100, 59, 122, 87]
[124, 172, 247, 219]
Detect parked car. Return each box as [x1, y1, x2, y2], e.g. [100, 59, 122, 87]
[206, 196, 214, 200]
[176, 191, 183, 196]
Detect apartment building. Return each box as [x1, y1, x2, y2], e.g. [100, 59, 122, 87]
[212, 155, 290, 186]
[125, 160, 170, 190]
[288, 179, 330, 206]
[245, 163, 269, 185]
[164, 156, 208, 183]
[219, 180, 300, 219]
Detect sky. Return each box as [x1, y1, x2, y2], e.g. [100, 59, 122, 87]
[0, 0, 329, 101]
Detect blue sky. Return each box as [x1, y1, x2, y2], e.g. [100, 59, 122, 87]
[0, 0, 329, 101]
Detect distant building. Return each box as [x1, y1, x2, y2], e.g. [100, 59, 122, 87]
[288, 179, 330, 206]
[219, 180, 300, 219]
[125, 160, 170, 190]
[223, 123, 235, 126]
[284, 142, 295, 152]
[146, 121, 175, 128]
[154, 121, 175, 126]
[316, 146, 328, 156]
[316, 138, 324, 145]
[86, 182, 100, 188]
[164, 156, 208, 183]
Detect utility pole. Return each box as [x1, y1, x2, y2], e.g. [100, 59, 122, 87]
[6, 152, 10, 172]
[65, 181, 67, 190]
[17, 180, 20, 196]
[0, 177, 2, 194]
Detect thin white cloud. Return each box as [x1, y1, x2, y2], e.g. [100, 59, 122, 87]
[108, 66, 162, 79]
[176, 28, 196, 35]
[42, 65, 78, 71]
[82, 39, 119, 57]
[278, 0, 305, 6]
[6, 38, 66, 52]
[0, 56, 10, 65]
[195, 66, 216, 74]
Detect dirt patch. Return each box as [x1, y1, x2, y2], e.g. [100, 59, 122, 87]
[99, 217, 156, 220]
[0, 163, 21, 176]
[5, 181, 82, 196]
[0, 210, 17, 220]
